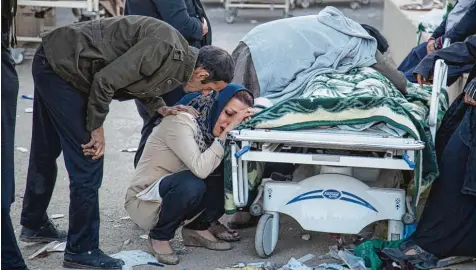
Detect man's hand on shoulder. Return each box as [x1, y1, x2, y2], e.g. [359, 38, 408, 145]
[157, 105, 199, 118]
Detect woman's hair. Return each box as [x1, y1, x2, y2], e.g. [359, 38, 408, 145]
[232, 90, 254, 107]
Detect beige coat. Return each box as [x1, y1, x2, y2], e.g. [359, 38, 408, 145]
[124, 113, 224, 230]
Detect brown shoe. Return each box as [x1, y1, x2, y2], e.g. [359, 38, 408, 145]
[147, 238, 179, 265]
[182, 228, 232, 251]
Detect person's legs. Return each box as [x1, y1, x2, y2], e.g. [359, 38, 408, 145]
[25, 46, 123, 268]
[397, 42, 428, 83]
[20, 68, 66, 242]
[1, 48, 28, 270]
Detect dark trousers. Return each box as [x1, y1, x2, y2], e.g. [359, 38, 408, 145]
[398, 42, 473, 86]
[149, 168, 225, 240]
[1, 48, 28, 270]
[133, 88, 185, 167]
[20, 46, 103, 253]
[412, 108, 476, 257]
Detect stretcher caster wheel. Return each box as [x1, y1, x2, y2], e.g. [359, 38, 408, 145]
[225, 8, 238, 24]
[255, 214, 277, 258]
[350, 1, 360, 9]
[402, 213, 416, 224]
[250, 203, 263, 217]
[361, 0, 370, 4]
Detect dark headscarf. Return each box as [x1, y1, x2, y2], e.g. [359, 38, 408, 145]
[176, 83, 253, 151]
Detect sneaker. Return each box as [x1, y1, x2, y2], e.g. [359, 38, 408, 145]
[63, 249, 124, 269]
[20, 219, 67, 243]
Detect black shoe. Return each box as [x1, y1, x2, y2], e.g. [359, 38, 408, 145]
[382, 240, 438, 265]
[20, 219, 67, 243]
[63, 249, 125, 269]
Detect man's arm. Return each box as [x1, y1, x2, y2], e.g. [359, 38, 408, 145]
[431, 19, 447, 40]
[152, 0, 203, 41]
[87, 36, 175, 132]
[413, 35, 476, 79]
[439, 3, 476, 44]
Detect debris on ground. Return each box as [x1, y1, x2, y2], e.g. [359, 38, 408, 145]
[28, 241, 66, 259]
[337, 250, 366, 270]
[315, 263, 349, 270]
[123, 239, 131, 245]
[139, 234, 149, 239]
[278, 258, 312, 270]
[120, 216, 131, 220]
[24, 108, 33, 113]
[216, 262, 277, 270]
[121, 148, 138, 153]
[16, 147, 28, 153]
[111, 250, 160, 270]
[51, 214, 64, 219]
[21, 94, 34, 100]
[250, 20, 258, 24]
[301, 234, 311, 241]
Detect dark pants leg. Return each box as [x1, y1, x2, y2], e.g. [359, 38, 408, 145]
[412, 108, 476, 257]
[398, 42, 473, 85]
[20, 46, 103, 253]
[149, 171, 207, 240]
[1, 48, 28, 270]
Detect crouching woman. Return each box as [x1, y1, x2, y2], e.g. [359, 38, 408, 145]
[124, 84, 254, 265]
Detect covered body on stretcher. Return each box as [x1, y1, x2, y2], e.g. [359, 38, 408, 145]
[225, 43, 450, 258]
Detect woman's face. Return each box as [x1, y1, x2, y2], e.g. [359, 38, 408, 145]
[212, 97, 250, 136]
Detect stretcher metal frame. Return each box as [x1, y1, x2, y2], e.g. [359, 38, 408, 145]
[226, 42, 449, 258]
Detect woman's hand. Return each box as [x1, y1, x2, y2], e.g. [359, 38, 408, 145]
[82, 126, 105, 160]
[464, 93, 476, 106]
[415, 73, 433, 88]
[224, 108, 255, 133]
[158, 105, 199, 118]
[426, 38, 436, 54]
[202, 19, 209, 36]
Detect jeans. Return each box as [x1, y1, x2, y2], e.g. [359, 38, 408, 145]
[398, 42, 473, 86]
[20, 45, 103, 253]
[1, 48, 28, 270]
[412, 107, 476, 257]
[149, 168, 225, 240]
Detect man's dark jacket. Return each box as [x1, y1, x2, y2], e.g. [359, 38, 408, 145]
[414, 35, 476, 196]
[431, 1, 476, 43]
[124, 0, 211, 48]
[41, 15, 199, 131]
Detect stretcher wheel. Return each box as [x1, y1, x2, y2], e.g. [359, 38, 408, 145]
[255, 214, 276, 258]
[225, 8, 238, 24]
[250, 203, 263, 216]
[350, 1, 360, 9]
[402, 213, 416, 225]
[361, 0, 370, 4]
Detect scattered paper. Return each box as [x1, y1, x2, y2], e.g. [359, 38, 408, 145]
[51, 214, 64, 219]
[120, 216, 131, 220]
[111, 250, 159, 270]
[315, 263, 348, 270]
[297, 254, 314, 263]
[301, 234, 311, 241]
[139, 234, 149, 240]
[337, 250, 366, 270]
[16, 147, 28, 153]
[278, 258, 312, 270]
[250, 20, 258, 24]
[29, 241, 66, 259]
[121, 148, 138, 153]
[123, 239, 131, 245]
[25, 108, 33, 113]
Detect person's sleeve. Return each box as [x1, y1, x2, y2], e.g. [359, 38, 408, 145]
[163, 113, 224, 179]
[431, 19, 447, 40]
[443, 3, 476, 43]
[152, 0, 203, 41]
[87, 36, 174, 132]
[464, 77, 476, 101]
[413, 35, 476, 79]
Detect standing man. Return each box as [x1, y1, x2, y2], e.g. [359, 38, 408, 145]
[1, 0, 29, 268]
[19, 15, 234, 269]
[125, 0, 212, 126]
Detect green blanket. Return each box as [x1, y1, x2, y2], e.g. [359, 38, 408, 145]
[224, 67, 448, 214]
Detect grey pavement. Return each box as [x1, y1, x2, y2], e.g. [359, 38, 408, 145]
[11, 2, 383, 269]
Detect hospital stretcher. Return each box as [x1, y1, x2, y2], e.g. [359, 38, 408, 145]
[227, 40, 450, 258]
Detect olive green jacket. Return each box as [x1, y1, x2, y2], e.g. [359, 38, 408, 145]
[42, 15, 199, 131]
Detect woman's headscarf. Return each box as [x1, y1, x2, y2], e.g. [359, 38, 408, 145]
[176, 83, 253, 152]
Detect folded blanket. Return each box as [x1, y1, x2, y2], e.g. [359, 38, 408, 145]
[224, 67, 448, 214]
